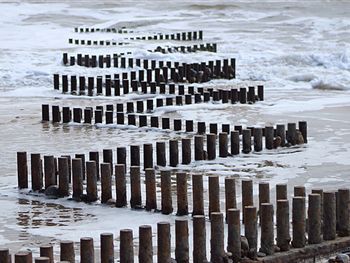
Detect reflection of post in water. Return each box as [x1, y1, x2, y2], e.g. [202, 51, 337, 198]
[16, 198, 94, 228]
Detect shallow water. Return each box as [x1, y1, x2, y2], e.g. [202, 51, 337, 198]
[0, 1, 350, 261]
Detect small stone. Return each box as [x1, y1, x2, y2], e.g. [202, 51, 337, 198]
[44, 185, 59, 198]
[257, 251, 266, 257]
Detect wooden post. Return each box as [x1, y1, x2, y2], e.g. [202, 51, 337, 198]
[244, 206, 258, 259]
[169, 140, 179, 167]
[60, 240, 75, 262]
[80, 237, 94, 263]
[86, 161, 97, 202]
[194, 135, 204, 160]
[89, 151, 100, 180]
[276, 124, 286, 147]
[175, 219, 189, 262]
[143, 144, 153, 169]
[72, 158, 83, 200]
[292, 197, 306, 248]
[242, 179, 253, 223]
[40, 245, 53, 263]
[120, 229, 134, 263]
[259, 182, 270, 224]
[130, 145, 140, 167]
[17, 152, 28, 189]
[323, 191, 336, 240]
[156, 142, 166, 166]
[182, 138, 191, 164]
[15, 251, 32, 263]
[209, 176, 220, 217]
[225, 177, 237, 221]
[145, 168, 157, 211]
[161, 170, 173, 214]
[193, 215, 207, 263]
[219, 132, 228, 157]
[176, 172, 188, 215]
[115, 164, 127, 207]
[101, 163, 112, 203]
[103, 149, 113, 174]
[57, 157, 70, 197]
[338, 188, 350, 236]
[276, 184, 287, 203]
[265, 126, 274, 150]
[294, 186, 306, 197]
[308, 193, 322, 244]
[227, 209, 241, 262]
[117, 147, 126, 172]
[0, 248, 9, 263]
[44, 155, 56, 189]
[31, 153, 43, 191]
[139, 225, 153, 263]
[101, 233, 114, 263]
[192, 174, 204, 215]
[231, 131, 240, 155]
[242, 129, 251, 153]
[260, 203, 274, 255]
[157, 222, 171, 263]
[253, 128, 263, 152]
[299, 121, 308, 143]
[207, 134, 216, 160]
[130, 166, 142, 208]
[210, 212, 225, 263]
[277, 199, 290, 251]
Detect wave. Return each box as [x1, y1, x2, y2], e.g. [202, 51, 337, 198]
[311, 79, 348, 91]
[279, 51, 350, 70]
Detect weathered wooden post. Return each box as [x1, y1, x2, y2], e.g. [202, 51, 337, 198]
[225, 177, 237, 221]
[242, 129, 251, 153]
[323, 191, 336, 240]
[245, 206, 258, 259]
[120, 229, 134, 263]
[169, 139, 179, 167]
[15, 251, 32, 263]
[31, 153, 43, 191]
[299, 121, 308, 143]
[161, 170, 173, 214]
[337, 189, 350, 236]
[177, 172, 188, 215]
[207, 134, 216, 160]
[103, 149, 113, 174]
[99, 233, 114, 263]
[193, 215, 207, 263]
[145, 168, 157, 211]
[143, 144, 153, 169]
[277, 199, 290, 251]
[17, 151, 28, 189]
[192, 174, 204, 216]
[80, 237, 94, 263]
[308, 193, 322, 244]
[0, 248, 10, 263]
[211, 212, 225, 263]
[130, 166, 142, 208]
[158, 222, 171, 263]
[294, 186, 306, 197]
[156, 141, 166, 167]
[265, 126, 274, 150]
[175, 219, 189, 262]
[182, 138, 191, 164]
[44, 155, 56, 189]
[292, 196, 306, 248]
[276, 124, 286, 147]
[259, 182, 270, 223]
[115, 164, 127, 207]
[86, 161, 97, 202]
[227, 208, 241, 262]
[209, 176, 220, 217]
[242, 179, 253, 223]
[40, 245, 53, 263]
[260, 203, 274, 255]
[60, 240, 75, 262]
[194, 135, 204, 160]
[253, 128, 263, 152]
[101, 163, 112, 203]
[219, 132, 228, 157]
[72, 158, 83, 200]
[276, 184, 287, 203]
[139, 225, 153, 263]
[130, 145, 140, 167]
[231, 131, 240, 155]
